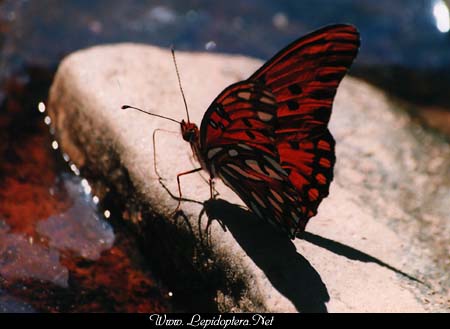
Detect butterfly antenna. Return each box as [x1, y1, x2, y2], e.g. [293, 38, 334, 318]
[171, 46, 190, 123]
[121, 105, 180, 124]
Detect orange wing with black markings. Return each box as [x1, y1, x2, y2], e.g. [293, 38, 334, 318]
[250, 24, 360, 219]
[199, 24, 360, 238]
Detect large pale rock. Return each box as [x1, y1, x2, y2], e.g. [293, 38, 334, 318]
[48, 44, 449, 312]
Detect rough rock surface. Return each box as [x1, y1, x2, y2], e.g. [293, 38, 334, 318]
[48, 44, 449, 312]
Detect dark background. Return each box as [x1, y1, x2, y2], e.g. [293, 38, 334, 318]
[1, 0, 450, 108]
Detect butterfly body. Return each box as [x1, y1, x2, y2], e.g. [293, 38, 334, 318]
[179, 24, 359, 239]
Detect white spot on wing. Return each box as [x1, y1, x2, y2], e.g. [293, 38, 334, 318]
[291, 210, 300, 222]
[227, 163, 263, 181]
[259, 96, 276, 105]
[207, 147, 222, 160]
[251, 192, 266, 208]
[257, 112, 274, 122]
[245, 159, 266, 176]
[270, 189, 284, 203]
[237, 91, 251, 100]
[221, 167, 238, 179]
[264, 166, 284, 180]
[263, 89, 275, 98]
[284, 192, 296, 202]
[209, 120, 218, 129]
[238, 143, 253, 151]
[228, 149, 238, 157]
[263, 155, 288, 176]
[268, 197, 283, 213]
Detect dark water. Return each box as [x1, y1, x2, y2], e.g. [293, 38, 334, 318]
[0, 66, 171, 312]
[0, 0, 449, 312]
[2, 0, 449, 106]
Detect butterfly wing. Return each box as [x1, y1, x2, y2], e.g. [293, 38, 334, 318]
[199, 24, 360, 237]
[250, 24, 360, 219]
[199, 81, 305, 237]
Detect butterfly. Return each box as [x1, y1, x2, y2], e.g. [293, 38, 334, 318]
[123, 24, 360, 239]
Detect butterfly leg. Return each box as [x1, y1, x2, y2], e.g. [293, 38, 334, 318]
[152, 128, 179, 180]
[209, 178, 214, 199]
[173, 167, 203, 214]
[207, 178, 221, 200]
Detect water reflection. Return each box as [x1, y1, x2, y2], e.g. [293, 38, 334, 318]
[0, 174, 114, 287]
[0, 170, 169, 312]
[36, 176, 115, 261]
[0, 290, 36, 313]
[0, 68, 170, 312]
[0, 221, 69, 287]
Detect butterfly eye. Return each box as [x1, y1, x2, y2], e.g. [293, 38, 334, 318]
[182, 129, 196, 142]
[188, 130, 196, 141]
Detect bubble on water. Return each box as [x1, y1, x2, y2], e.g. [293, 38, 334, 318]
[81, 179, 92, 195]
[148, 6, 176, 24]
[205, 41, 216, 51]
[272, 12, 289, 30]
[51, 140, 59, 150]
[88, 20, 102, 34]
[70, 163, 80, 176]
[38, 102, 46, 113]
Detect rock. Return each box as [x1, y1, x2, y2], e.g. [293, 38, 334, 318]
[47, 44, 449, 312]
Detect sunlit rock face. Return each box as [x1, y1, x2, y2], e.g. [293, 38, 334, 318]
[47, 43, 449, 312]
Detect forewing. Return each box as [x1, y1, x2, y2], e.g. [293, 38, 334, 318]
[200, 81, 278, 158]
[250, 24, 359, 218]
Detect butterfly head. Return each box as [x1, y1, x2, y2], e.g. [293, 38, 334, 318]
[181, 120, 199, 143]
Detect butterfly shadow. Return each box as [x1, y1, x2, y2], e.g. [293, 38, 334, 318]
[202, 198, 330, 313]
[298, 231, 425, 285]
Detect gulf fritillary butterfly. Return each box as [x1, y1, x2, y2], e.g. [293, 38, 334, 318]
[123, 24, 360, 239]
